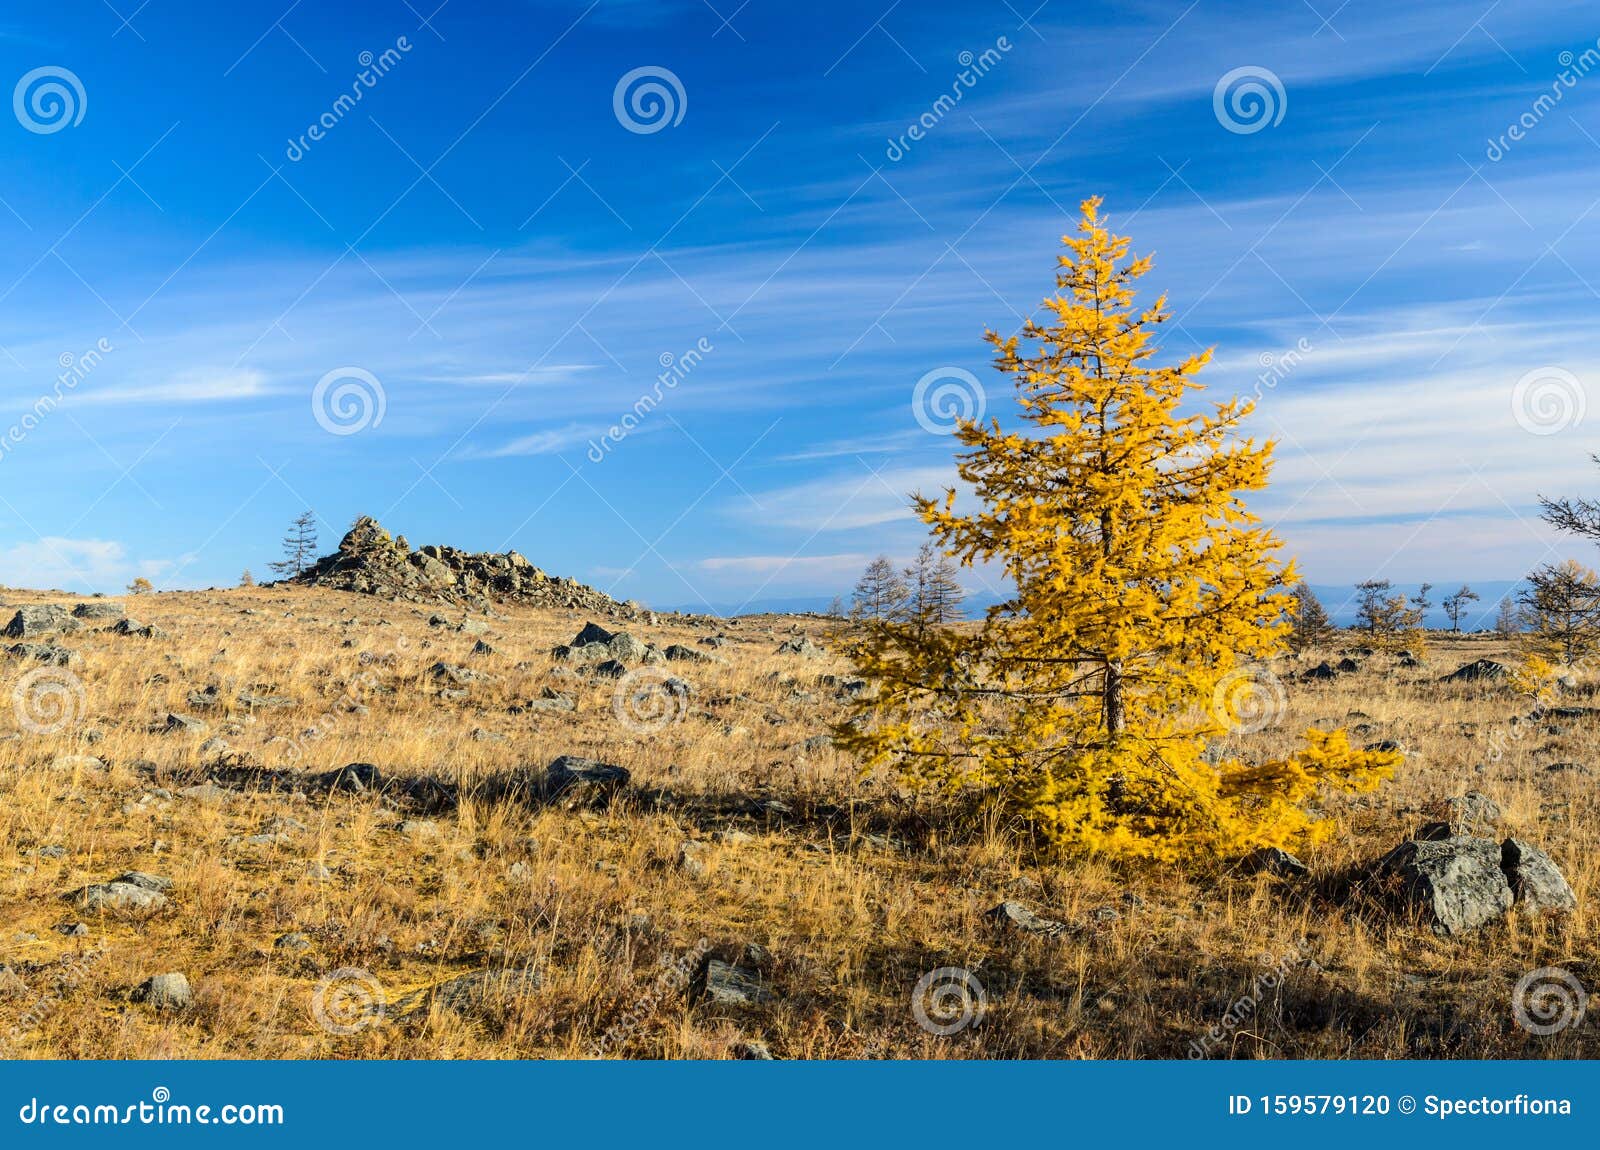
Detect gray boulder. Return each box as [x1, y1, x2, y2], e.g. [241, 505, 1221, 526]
[1378, 837, 1514, 936]
[544, 755, 630, 808]
[5, 605, 80, 638]
[71, 602, 124, 621]
[7, 641, 79, 666]
[1441, 659, 1512, 683]
[571, 622, 616, 647]
[1501, 838, 1577, 916]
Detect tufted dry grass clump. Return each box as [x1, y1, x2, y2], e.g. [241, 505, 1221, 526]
[0, 585, 1593, 1059]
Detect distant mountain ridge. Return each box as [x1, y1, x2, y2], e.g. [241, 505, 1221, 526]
[662, 581, 1526, 627]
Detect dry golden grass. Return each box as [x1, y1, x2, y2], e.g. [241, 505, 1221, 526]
[0, 585, 1594, 1060]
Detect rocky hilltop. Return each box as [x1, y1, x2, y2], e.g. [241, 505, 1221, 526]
[292, 516, 642, 618]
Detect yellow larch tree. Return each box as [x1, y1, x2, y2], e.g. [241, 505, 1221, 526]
[840, 197, 1398, 862]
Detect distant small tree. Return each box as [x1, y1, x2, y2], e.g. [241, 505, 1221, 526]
[268, 511, 320, 579]
[239, 569, 255, 588]
[1495, 596, 1521, 636]
[1442, 584, 1479, 633]
[1287, 582, 1334, 652]
[1353, 579, 1420, 647]
[1414, 582, 1434, 624]
[127, 576, 153, 595]
[901, 541, 966, 633]
[851, 555, 909, 622]
[825, 595, 846, 619]
[1518, 559, 1600, 666]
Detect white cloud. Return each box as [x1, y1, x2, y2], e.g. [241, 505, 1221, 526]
[0, 537, 165, 592]
[76, 368, 272, 405]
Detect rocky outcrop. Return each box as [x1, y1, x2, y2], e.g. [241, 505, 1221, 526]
[291, 516, 647, 618]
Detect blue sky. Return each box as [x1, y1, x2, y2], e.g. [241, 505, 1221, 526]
[0, 0, 1597, 615]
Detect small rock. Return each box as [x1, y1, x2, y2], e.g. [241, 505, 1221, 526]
[1241, 846, 1309, 878]
[987, 900, 1069, 938]
[134, 972, 192, 1010]
[697, 959, 773, 1006]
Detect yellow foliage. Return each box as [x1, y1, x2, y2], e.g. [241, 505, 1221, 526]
[839, 198, 1399, 861]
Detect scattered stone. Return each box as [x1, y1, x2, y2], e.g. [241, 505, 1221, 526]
[6, 641, 79, 666]
[572, 622, 616, 647]
[775, 636, 823, 658]
[1302, 661, 1337, 680]
[109, 618, 166, 639]
[387, 968, 543, 1020]
[1433, 792, 1501, 831]
[678, 841, 709, 878]
[164, 713, 207, 735]
[1240, 846, 1310, 878]
[178, 783, 231, 803]
[56, 922, 88, 937]
[471, 639, 495, 656]
[1545, 761, 1591, 775]
[323, 762, 382, 792]
[429, 661, 483, 686]
[1336, 657, 1361, 673]
[663, 644, 709, 663]
[544, 755, 630, 809]
[697, 959, 773, 1006]
[987, 900, 1070, 938]
[1441, 659, 1512, 684]
[733, 1039, 775, 1060]
[71, 602, 124, 621]
[274, 932, 311, 951]
[76, 879, 169, 912]
[134, 972, 192, 1010]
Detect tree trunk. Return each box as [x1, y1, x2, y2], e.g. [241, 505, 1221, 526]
[1104, 661, 1124, 734]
